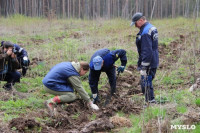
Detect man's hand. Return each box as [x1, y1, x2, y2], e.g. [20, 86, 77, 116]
[117, 66, 125, 73]
[11, 53, 16, 58]
[140, 69, 147, 76]
[6, 49, 13, 56]
[89, 101, 99, 110]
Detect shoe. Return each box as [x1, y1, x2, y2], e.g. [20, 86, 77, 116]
[3, 83, 13, 91]
[143, 104, 148, 108]
[148, 99, 157, 104]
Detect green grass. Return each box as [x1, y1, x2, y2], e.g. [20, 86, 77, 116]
[119, 114, 141, 133]
[159, 37, 175, 46]
[72, 112, 80, 119]
[90, 114, 97, 121]
[177, 105, 187, 114]
[0, 97, 44, 114]
[195, 98, 200, 107]
[143, 107, 166, 121]
[193, 124, 200, 133]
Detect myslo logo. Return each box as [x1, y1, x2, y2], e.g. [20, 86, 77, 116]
[171, 125, 196, 130]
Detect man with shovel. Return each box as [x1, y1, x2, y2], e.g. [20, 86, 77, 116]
[89, 48, 127, 104]
[130, 12, 159, 103]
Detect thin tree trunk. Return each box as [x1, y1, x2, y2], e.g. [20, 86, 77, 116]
[161, 0, 163, 18]
[79, 0, 81, 18]
[144, 0, 148, 17]
[63, 0, 65, 18]
[197, 0, 199, 18]
[151, 0, 157, 19]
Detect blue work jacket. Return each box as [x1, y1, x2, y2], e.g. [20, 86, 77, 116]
[89, 48, 127, 94]
[136, 22, 159, 69]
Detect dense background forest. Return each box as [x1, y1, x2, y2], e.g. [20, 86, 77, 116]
[0, 0, 199, 19]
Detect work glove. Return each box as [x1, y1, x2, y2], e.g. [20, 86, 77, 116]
[140, 66, 148, 76]
[23, 56, 29, 66]
[89, 101, 99, 110]
[92, 93, 99, 104]
[117, 66, 125, 73]
[140, 69, 147, 76]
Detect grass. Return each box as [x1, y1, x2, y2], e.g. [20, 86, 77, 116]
[195, 98, 200, 107]
[177, 105, 187, 114]
[119, 114, 141, 133]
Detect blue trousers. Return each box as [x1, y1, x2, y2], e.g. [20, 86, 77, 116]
[89, 66, 116, 94]
[141, 68, 157, 101]
[0, 71, 21, 84]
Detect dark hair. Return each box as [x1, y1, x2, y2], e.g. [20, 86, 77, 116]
[80, 61, 89, 71]
[2, 41, 14, 48]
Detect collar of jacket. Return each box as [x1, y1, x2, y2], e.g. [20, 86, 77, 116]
[140, 22, 149, 30]
[71, 61, 80, 73]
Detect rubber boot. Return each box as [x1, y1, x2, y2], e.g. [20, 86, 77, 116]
[46, 96, 61, 117]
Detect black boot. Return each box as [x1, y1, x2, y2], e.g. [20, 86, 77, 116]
[3, 83, 13, 91]
[22, 67, 27, 76]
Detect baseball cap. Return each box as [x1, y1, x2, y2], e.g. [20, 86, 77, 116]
[130, 12, 143, 26]
[93, 56, 103, 70]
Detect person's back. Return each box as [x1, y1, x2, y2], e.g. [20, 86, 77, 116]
[43, 62, 80, 92]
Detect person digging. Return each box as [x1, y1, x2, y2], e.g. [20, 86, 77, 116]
[89, 48, 127, 105]
[43, 61, 99, 116]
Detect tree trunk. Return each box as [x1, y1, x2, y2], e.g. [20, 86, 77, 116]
[62, 0, 65, 18]
[151, 0, 157, 19]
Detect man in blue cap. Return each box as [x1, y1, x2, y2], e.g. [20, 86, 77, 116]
[89, 48, 127, 104]
[131, 12, 159, 103]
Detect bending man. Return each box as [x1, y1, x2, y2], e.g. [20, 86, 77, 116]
[89, 48, 127, 104]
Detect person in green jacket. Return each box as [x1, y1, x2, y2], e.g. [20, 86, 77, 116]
[43, 61, 99, 116]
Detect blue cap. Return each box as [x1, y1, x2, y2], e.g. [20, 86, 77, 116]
[93, 56, 103, 70]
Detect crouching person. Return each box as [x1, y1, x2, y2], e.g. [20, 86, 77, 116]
[1, 41, 30, 76]
[43, 61, 99, 116]
[0, 41, 21, 91]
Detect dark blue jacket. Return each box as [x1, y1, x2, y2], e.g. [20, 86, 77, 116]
[89, 49, 127, 94]
[42, 62, 80, 92]
[13, 44, 28, 59]
[136, 22, 159, 69]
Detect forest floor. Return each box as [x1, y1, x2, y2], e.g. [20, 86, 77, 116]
[0, 16, 200, 133]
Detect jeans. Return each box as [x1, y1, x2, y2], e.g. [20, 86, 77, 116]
[140, 68, 157, 101]
[0, 71, 21, 85]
